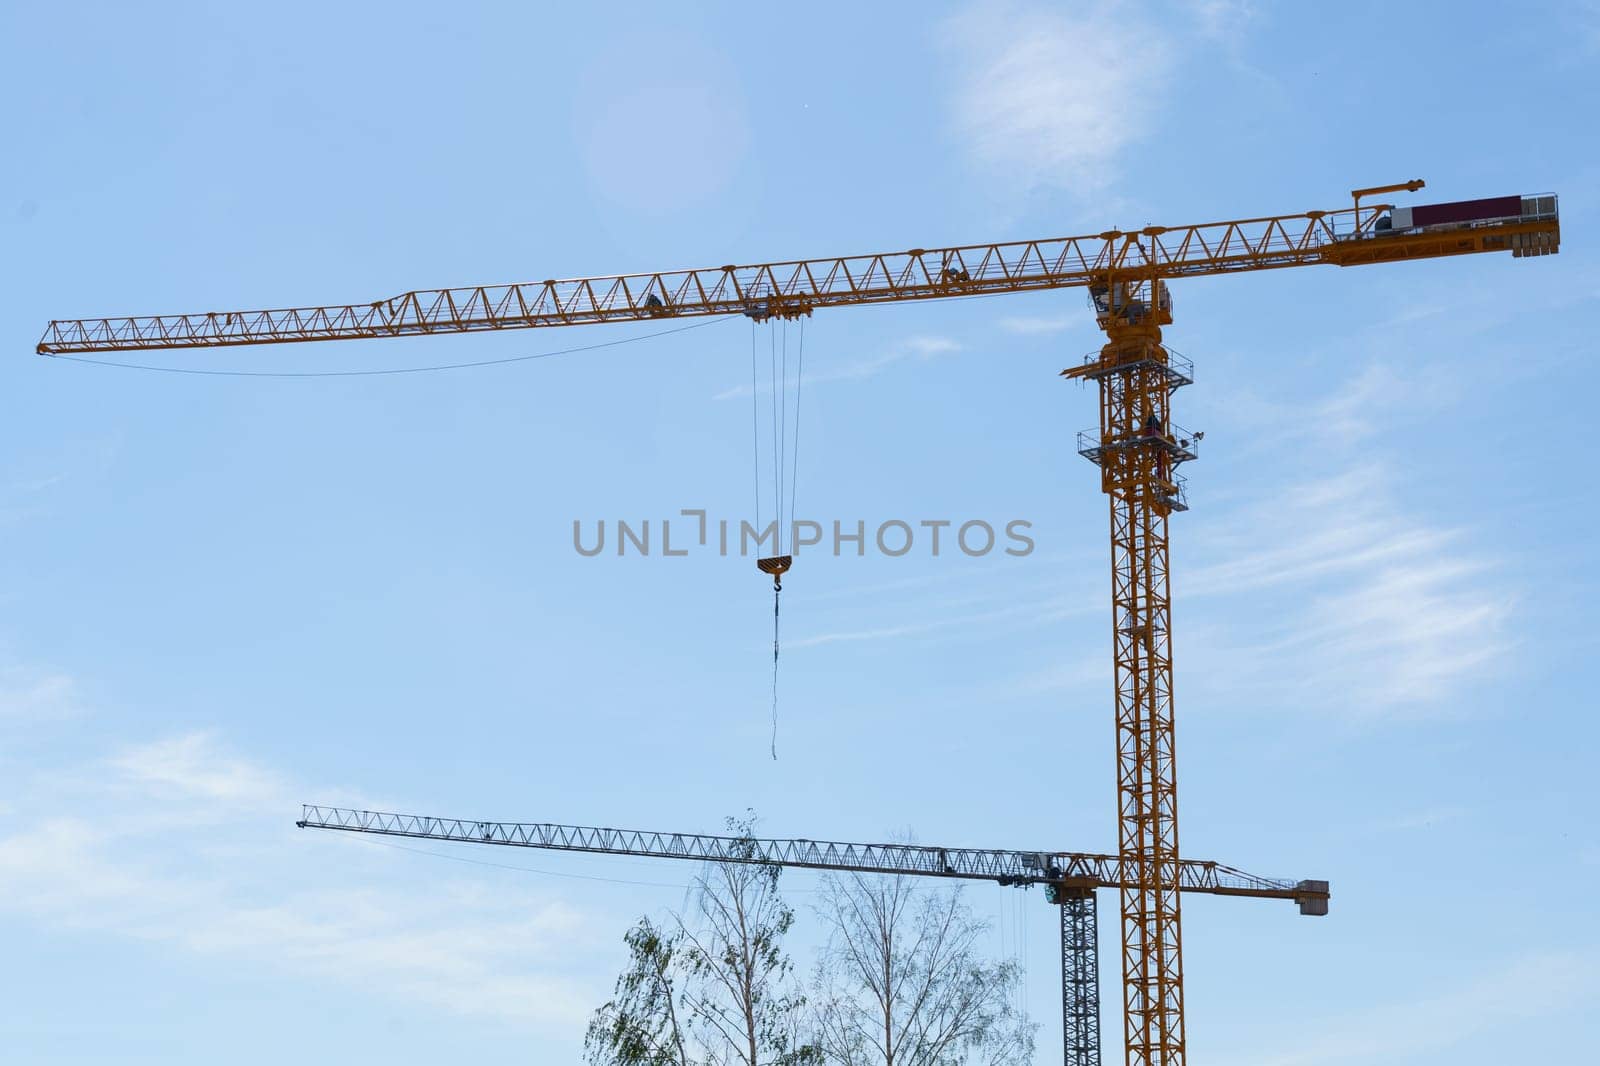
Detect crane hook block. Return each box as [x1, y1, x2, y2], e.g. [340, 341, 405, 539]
[758, 555, 792, 588]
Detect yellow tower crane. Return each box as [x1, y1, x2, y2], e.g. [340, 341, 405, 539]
[37, 180, 1560, 1066]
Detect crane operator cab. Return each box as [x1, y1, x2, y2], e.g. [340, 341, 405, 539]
[1089, 279, 1172, 328]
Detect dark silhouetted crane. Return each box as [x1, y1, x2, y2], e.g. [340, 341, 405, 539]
[297, 805, 1329, 1066]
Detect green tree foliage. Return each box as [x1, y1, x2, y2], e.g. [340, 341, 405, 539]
[587, 918, 693, 1066]
[586, 814, 819, 1066]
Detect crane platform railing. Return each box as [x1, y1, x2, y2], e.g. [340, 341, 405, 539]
[1062, 345, 1196, 388]
[1076, 423, 1201, 466]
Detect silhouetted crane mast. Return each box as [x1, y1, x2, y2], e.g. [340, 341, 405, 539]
[40, 181, 1560, 1066]
[297, 805, 1329, 1066]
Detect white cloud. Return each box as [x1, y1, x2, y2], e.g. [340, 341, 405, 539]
[790, 596, 1040, 650]
[998, 314, 1077, 336]
[1221, 360, 1463, 458]
[1182, 463, 1514, 713]
[823, 355, 1514, 717]
[1184, 0, 1259, 40]
[0, 732, 601, 1029]
[1176, 359, 1512, 711]
[109, 731, 286, 807]
[791, 578, 1099, 651]
[0, 667, 80, 721]
[1225, 950, 1597, 1066]
[902, 335, 961, 357]
[992, 651, 1108, 695]
[1183, 467, 1452, 599]
[1310, 362, 1461, 448]
[940, 2, 1171, 197]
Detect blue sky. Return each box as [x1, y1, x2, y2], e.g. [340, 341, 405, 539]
[2, 1, 1597, 1063]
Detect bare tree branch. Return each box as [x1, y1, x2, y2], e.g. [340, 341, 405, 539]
[810, 873, 1035, 1066]
[588, 813, 818, 1066]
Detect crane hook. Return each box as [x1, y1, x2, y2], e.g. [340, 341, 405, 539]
[757, 554, 792, 587]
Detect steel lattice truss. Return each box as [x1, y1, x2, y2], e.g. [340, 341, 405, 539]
[38, 198, 1558, 354]
[1080, 289, 1191, 1066]
[1061, 890, 1101, 1066]
[296, 805, 1322, 904]
[299, 804, 1324, 1066]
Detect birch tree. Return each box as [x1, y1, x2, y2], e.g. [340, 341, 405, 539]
[587, 918, 694, 1066]
[585, 814, 818, 1066]
[678, 814, 817, 1066]
[809, 873, 1033, 1066]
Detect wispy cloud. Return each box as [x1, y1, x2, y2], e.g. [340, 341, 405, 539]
[1183, 0, 1259, 40]
[791, 579, 1099, 651]
[790, 594, 1053, 650]
[0, 731, 599, 1028]
[998, 314, 1078, 336]
[714, 335, 960, 399]
[940, 2, 1171, 198]
[991, 651, 1109, 696]
[1182, 463, 1514, 713]
[109, 731, 287, 806]
[901, 336, 961, 358]
[1219, 361, 1463, 458]
[1019, 358, 1523, 716]
[1309, 362, 1463, 448]
[0, 667, 80, 721]
[1225, 950, 1597, 1066]
[796, 357, 1516, 716]
[1183, 467, 1454, 599]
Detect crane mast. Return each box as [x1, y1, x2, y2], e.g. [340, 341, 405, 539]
[1064, 275, 1191, 1065]
[42, 182, 1559, 1066]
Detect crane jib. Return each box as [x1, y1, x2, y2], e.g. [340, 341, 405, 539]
[36, 192, 1557, 355]
[295, 804, 1329, 912]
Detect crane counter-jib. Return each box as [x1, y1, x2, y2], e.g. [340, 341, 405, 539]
[35, 191, 1558, 355]
[295, 804, 1330, 913]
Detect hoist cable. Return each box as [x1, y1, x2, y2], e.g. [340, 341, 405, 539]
[1021, 891, 1029, 1017]
[998, 885, 1007, 974]
[779, 321, 788, 552]
[769, 325, 780, 552]
[750, 320, 761, 532]
[789, 317, 804, 531]
[746, 318, 805, 761]
[771, 579, 781, 761]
